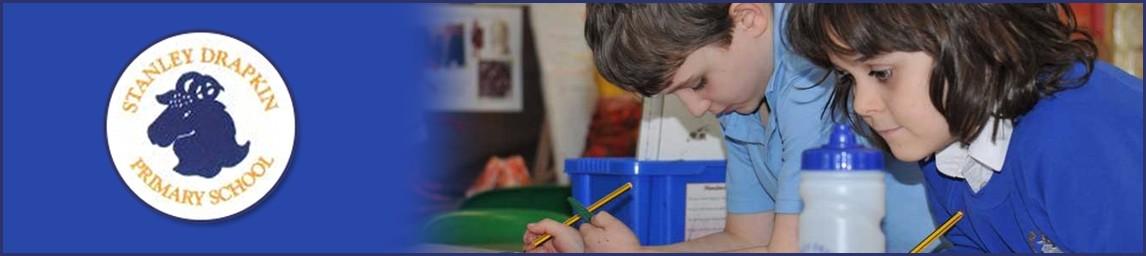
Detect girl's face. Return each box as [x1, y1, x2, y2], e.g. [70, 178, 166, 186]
[828, 51, 955, 162]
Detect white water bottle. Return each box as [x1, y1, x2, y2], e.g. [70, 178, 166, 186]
[798, 124, 886, 253]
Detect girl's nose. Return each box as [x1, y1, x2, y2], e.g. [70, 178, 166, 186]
[852, 82, 884, 117]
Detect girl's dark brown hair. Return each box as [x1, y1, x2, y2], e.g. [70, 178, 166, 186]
[786, 4, 1097, 148]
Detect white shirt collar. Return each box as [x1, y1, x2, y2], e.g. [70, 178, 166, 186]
[935, 117, 1014, 193]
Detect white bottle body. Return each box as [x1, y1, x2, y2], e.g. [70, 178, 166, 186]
[798, 171, 886, 253]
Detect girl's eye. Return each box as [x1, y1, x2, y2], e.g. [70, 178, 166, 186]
[869, 69, 892, 81]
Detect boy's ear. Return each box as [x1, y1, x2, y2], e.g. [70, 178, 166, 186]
[730, 3, 770, 38]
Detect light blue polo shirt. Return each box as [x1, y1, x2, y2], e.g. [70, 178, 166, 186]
[716, 3, 938, 252]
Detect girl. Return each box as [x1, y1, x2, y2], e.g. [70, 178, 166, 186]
[786, 4, 1142, 253]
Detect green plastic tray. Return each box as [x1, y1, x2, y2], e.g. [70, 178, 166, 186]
[459, 185, 572, 215]
[422, 208, 569, 251]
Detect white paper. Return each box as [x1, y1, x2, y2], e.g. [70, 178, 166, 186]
[684, 182, 727, 240]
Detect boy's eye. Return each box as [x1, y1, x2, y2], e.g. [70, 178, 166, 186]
[693, 78, 707, 91]
[868, 69, 892, 81]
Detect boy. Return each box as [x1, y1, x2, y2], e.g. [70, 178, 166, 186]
[524, 3, 936, 252]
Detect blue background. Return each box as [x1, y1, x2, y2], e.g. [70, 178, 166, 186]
[3, 3, 430, 253]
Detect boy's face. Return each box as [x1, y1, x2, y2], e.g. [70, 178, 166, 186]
[829, 51, 955, 161]
[659, 3, 775, 117]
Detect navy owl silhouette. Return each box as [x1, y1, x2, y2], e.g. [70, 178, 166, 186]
[148, 72, 250, 178]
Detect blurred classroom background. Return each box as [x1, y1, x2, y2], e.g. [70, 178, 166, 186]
[414, 3, 1142, 252]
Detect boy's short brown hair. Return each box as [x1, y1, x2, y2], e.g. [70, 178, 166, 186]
[585, 4, 734, 96]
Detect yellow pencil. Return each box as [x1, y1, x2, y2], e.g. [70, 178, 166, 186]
[910, 211, 965, 253]
[527, 182, 633, 250]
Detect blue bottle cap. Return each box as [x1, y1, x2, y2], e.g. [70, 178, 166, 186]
[801, 124, 884, 171]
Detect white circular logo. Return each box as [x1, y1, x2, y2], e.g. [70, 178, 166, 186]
[107, 32, 295, 221]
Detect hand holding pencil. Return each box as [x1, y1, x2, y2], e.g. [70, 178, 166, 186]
[522, 217, 585, 253]
[522, 182, 633, 253]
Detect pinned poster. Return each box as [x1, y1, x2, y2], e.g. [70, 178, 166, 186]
[425, 5, 524, 112]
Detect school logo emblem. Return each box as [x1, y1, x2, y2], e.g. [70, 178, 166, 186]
[107, 32, 294, 221]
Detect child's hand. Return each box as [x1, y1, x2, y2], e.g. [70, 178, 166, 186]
[579, 211, 642, 252]
[522, 218, 584, 253]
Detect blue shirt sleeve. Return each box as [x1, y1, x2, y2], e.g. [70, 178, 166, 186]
[770, 67, 833, 214]
[724, 138, 774, 214]
[770, 4, 834, 213]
